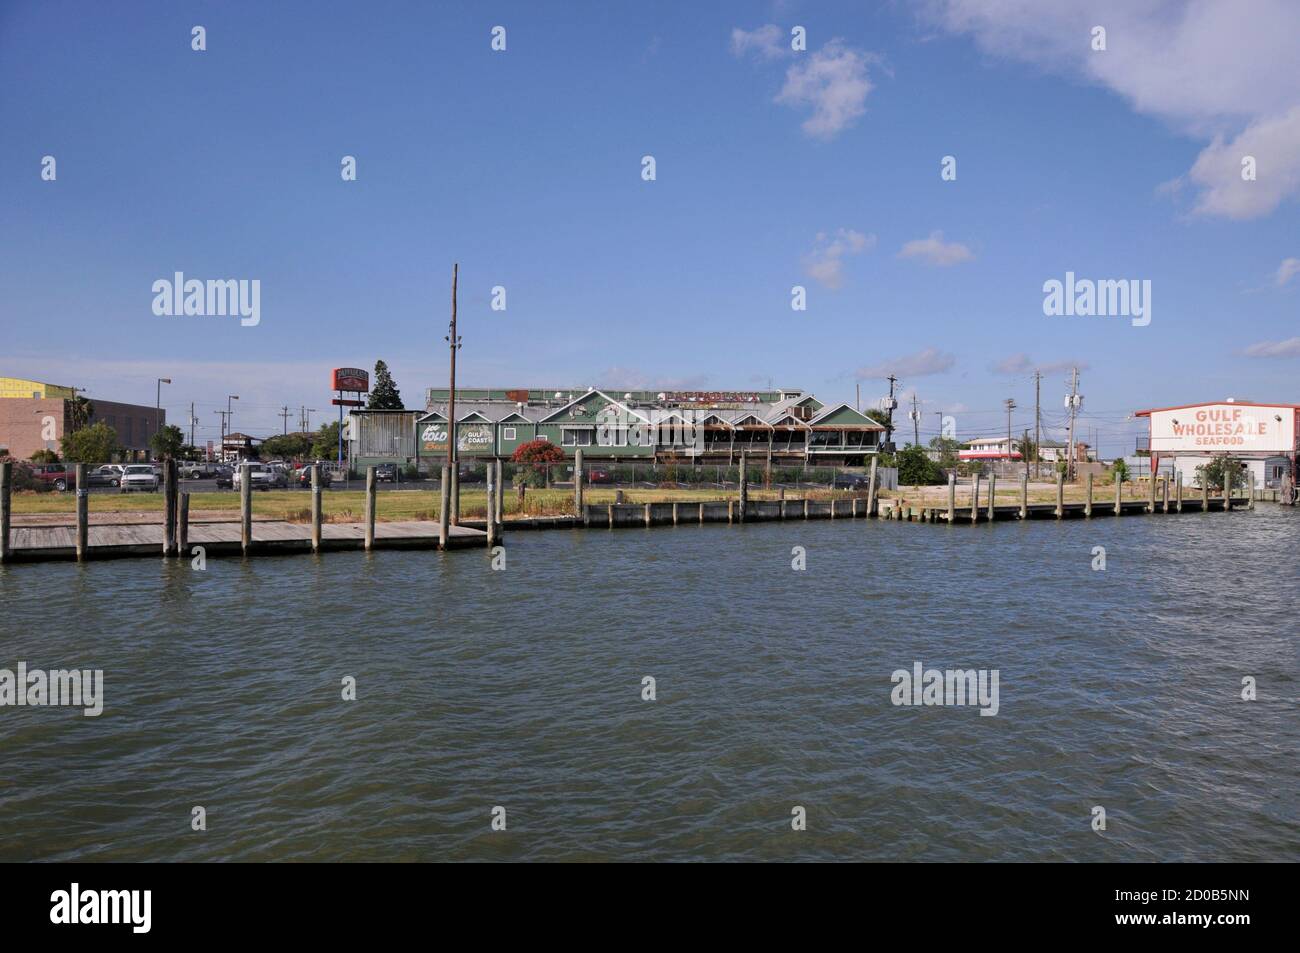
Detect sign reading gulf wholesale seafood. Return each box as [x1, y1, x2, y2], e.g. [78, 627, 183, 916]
[1146, 403, 1298, 454]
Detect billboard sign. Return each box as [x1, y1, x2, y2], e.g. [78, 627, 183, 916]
[458, 424, 493, 454]
[1148, 404, 1297, 454]
[332, 367, 370, 392]
[421, 423, 448, 453]
[419, 422, 494, 454]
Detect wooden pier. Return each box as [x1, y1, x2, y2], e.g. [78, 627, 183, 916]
[0, 462, 489, 565]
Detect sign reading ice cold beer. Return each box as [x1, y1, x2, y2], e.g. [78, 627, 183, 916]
[1149, 404, 1297, 454]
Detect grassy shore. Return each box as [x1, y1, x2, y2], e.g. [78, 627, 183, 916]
[6, 478, 1172, 522]
[7, 486, 880, 522]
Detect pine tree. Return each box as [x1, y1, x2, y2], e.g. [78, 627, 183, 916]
[367, 360, 404, 410]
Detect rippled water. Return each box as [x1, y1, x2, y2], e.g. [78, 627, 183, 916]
[1, 507, 1296, 862]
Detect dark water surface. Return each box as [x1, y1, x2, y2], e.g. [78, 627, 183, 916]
[1, 507, 1296, 862]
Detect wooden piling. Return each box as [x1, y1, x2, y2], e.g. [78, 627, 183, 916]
[574, 448, 584, 514]
[1147, 473, 1157, 514]
[1161, 476, 1169, 514]
[644, 502, 652, 527]
[486, 477, 497, 546]
[179, 492, 190, 554]
[240, 463, 252, 555]
[1248, 470, 1255, 510]
[1055, 472, 1064, 518]
[364, 466, 376, 551]
[1176, 471, 1183, 512]
[0, 461, 10, 563]
[1114, 476, 1122, 516]
[311, 464, 322, 552]
[1085, 472, 1093, 518]
[450, 467, 459, 526]
[698, 502, 704, 524]
[672, 501, 679, 525]
[1020, 472, 1028, 520]
[1202, 476, 1209, 512]
[439, 466, 451, 548]
[803, 498, 809, 519]
[948, 472, 956, 523]
[738, 452, 748, 523]
[494, 459, 504, 523]
[987, 474, 996, 522]
[868, 457, 879, 516]
[971, 474, 980, 524]
[608, 503, 615, 528]
[75, 464, 88, 561]
[163, 460, 177, 556]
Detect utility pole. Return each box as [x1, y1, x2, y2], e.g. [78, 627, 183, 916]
[280, 405, 291, 435]
[446, 263, 462, 524]
[1033, 370, 1042, 479]
[855, 382, 860, 413]
[214, 410, 229, 461]
[908, 392, 921, 447]
[1065, 367, 1082, 483]
[188, 402, 197, 449]
[881, 374, 899, 449]
[1004, 398, 1017, 471]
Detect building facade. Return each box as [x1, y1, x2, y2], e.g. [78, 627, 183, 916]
[0, 377, 165, 461]
[1135, 399, 1300, 489]
[347, 387, 886, 471]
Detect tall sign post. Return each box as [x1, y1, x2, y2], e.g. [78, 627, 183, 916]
[331, 367, 370, 474]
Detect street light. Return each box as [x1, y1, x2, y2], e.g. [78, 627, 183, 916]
[155, 378, 171, 443]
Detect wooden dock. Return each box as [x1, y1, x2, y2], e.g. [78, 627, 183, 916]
[5, 519, 486, 562]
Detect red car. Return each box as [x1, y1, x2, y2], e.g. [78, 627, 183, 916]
[585, 467, 612, 484]
[29, 463, 76, 491]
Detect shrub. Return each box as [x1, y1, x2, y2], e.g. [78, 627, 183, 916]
[511, 439, 565, 487]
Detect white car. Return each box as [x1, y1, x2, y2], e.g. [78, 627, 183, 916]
[231, 463, 278, 491]
[120, 464, 160, 492]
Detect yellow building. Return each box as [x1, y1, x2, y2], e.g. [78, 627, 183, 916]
[0, 377, 78, 400]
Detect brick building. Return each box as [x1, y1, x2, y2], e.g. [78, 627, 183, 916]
[0, 376, 165, 462]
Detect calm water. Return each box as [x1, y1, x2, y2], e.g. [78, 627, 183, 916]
[1, 507, 1297, 862]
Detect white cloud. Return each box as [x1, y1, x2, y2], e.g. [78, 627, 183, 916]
[991, 353, 1088, 376]
[1275, 257, 1300, 286]
[855, 348, 956, 380]
[1183, 107, 1300, 219]
[775, 39, 878, 140]
[924, 0, 1300, 219]
[898, 230, 974, 266]
[803, 228, 876, 288]
[1243, 337, 1300, 358]
[731, 24, 788, 61]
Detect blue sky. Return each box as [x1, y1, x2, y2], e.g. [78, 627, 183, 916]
[2, 0, 1298, 456]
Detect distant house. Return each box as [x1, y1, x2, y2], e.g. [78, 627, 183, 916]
[959, 436, 1021, 461]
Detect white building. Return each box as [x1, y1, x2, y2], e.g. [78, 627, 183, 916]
[959, 436, 1021, 460]
[1134, 399, 1299, 489]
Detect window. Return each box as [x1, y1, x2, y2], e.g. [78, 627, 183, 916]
[503, 427, 516, 441]
[562, 428, 593, 447]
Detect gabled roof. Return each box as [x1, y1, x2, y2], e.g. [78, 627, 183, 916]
[539, 389, 652, 423]
[1134, 400, 1300, 416]
[806, 403, 883, 428]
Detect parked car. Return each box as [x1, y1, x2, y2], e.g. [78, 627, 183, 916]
[86, 464, 125, 487]
[29, 463, 76, 491]
[375, 463, 397, 482]
[457, 463, 485, 483]
[215, 466, 234, 489]
[585, 467, 612, 484]
[231, 463, 279, 491]
[180, 461, 217, 479]
[120, 464, 160, 492]
[832, 472, 871, 490]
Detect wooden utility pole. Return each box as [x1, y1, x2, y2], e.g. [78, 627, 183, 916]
[1064, 367, 1081, 483]
[446, 263, 461, 525]
[1033, 370, 1042, 479]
